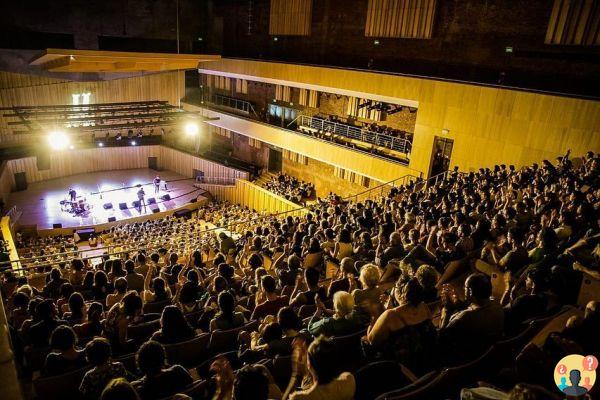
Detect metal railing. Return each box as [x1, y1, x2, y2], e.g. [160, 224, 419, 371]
[1, 172, 423, 274]
[297, 115, 412, 154]
[210, 94, 257, 117]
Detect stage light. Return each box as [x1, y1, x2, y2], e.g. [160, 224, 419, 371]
[130, 140, 137, 146]
[184, 122, 199, 136]
[48, 131, 70, 150]
[98, 142, 104, 147]
[69, 145, 75, 150]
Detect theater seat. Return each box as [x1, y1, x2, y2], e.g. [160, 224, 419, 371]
[164, 333, 210, 368]
[207, 320, 258, 355]
[195, 350, 242, 378]
[330, 329, 367, 372]
[298, 304, 316, 319]
[128, 319, 161, 344]
[33, 366, 90, 400]
[355, 361, 410, 400]
[143, 299, 172, 315]
[156, 379, 208, 400]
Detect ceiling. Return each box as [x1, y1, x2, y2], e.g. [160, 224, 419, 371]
[30, 49, 221, 73]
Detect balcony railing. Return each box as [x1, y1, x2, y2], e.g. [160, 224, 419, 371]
[297, 115, 412, 154]
[211, 94, 257, 117]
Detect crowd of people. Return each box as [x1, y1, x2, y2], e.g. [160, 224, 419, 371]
[261, 173, 315, 205]
[0, 150, 598, 399]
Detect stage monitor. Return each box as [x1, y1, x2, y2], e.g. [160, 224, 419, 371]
[108, 217, 116, 222]
[118, 203, 128, 210]
[151, 207, 160, 214]
[160, 194, 171, 201]
[52, 223, 62, 229]
[132, 200, 140, 208]
[147, 197, 156, 205]
[103, 203, 113, 210]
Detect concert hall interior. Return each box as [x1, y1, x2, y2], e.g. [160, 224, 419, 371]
[0, 1, 598, 400]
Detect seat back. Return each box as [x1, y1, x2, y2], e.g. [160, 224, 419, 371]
[577, 272, 600, 307]
[116, 352, 138, 375]
[156, 379, 208, 400]
[165, 333, 210, 368]
[143, 299, 172, 315]
[331, 329, 367, 371]
[355, 361, 409, 400]
[128, 319, 161, 344]
[267, 355, 293, 391]
[24, 346, 51, 373]
[374, 370, 438, 400]
[298, 304, 316, 319]
[33, 367, 89, 400]
[281, 285, 294, 298]
[195, 350, 241, 377]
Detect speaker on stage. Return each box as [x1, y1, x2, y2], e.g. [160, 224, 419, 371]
[108, 217, 116, 222]
[190, 197, 197, 203]
[160, 194, 171, 201]
[147, 197, 156, 205]
[132, 200, 140, 208]
[119, 203, 128, 210]
[151, 207, 160, 214]
[52, 223, 62, 229]
[103, 203, 113, 210]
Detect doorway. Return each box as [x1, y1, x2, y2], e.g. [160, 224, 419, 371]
[268, 148, 282, 173]
[429, 137, 453, 177]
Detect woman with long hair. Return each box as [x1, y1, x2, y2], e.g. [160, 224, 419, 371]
[150, 305, 196, 344]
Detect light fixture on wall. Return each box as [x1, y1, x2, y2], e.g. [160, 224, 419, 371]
[442, 129, 450, 135]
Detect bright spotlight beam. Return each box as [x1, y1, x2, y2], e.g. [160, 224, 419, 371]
[48, 131, 70, 150]
[184, 122, 199, 136]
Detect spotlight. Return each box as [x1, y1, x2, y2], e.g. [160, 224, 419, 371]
[184, 122, 199, 136]
[69, 145, 75, 150]
[131, 140, 137, 146]
[98, 142, 104, 147]
[48, 131, 70, 150]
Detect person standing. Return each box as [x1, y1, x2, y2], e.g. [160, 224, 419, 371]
[153, 176, 160, 194]
[137, 187, 146, 212]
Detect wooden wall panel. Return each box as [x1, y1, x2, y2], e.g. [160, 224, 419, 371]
[545, 0, 600, 45]
[0, 71, 185, 139]
[269, 0, 312, 36]
[0, 161, 13, 204]
[196, 59, 600, 177]
[365, 0, 436, 38]
[158, 147, 249, 181]
[3, 145, 248, 190]
[199, 179, 304, 216]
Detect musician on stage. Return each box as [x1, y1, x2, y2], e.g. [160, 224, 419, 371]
[68, 187, 77, 202]
[137, 187, 146, 211]
[153, 175, 161, 193]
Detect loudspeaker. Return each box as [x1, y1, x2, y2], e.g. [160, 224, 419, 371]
[151, 207, 160, 214]
[119, 203, 128, 210]
[108, 216, 116, 222]
[132, 200, 140, 208]
[103, 203, 113, 210]
[14, 172, 27, 191]
[147, 197, 156, 205]
[190, 197, 197, 203]
[52, 223, 62, 229]
[160, 194, 171, 201]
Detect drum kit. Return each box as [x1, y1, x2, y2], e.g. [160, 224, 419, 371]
[60, 196, 92, 215]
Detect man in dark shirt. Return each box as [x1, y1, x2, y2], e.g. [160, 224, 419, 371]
[132, 341, 193, 400]
[504, 268, 550, 332]
[251, 275, 289, 320]
[378, 232, 405, 269]
[28, 299, 67, 348]
[440, 273, 504, 362]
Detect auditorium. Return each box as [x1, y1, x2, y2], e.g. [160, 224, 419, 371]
[0, 1, 598, 399]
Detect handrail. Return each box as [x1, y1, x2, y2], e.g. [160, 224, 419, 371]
[297, 115, 413, 154]
[210, 93, 255, 116]
[1, 172, 422, 272]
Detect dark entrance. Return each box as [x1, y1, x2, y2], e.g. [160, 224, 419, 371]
[429, 137, 454, 177]
[268, 148, 282, 173]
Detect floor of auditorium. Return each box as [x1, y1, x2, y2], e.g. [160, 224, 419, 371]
[6, 169, 204, 229]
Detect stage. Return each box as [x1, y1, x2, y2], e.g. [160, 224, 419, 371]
[7, 169, 206, 230]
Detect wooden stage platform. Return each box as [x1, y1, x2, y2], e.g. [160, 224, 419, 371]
[7, 169, 206, 230]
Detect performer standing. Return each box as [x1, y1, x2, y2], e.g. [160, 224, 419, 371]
[68, 187, 77, 202]
[153, 175, 161, 193]
[137, 187, 146, 212]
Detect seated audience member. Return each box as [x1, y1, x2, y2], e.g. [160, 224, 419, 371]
[327, 257, 357, 298]
[43, 325, 87, 376]
[275, 254, 302, 288]
[142, 266, 172, 304]
[233, 364, 282, 400]
[74, 302, 104, 338]
[92, 270, 111, 302]
[290, 267, 327, 307]
[132, 340, 193, 400]
[106, 277, 128, 308]
[209, 291, 246, 332]
[503, 268, 553, 333]
[176, 280, 203, 314]
[79, 338, 129, 399]
[378, 232, 405, 270]
[43, 268, 67, 299]
[308, 291, 359, 337]
[125, 260, 145, 294]
[69, 258, 86, 286]
[251, 275, 289, 320]
[9, 291, 30, 331]
[289, 335, 355, 400]
[104, 291, 144, 352]
[366, 278, 435, 372]
[415, 264, 440, 303]
[352, 264, 383, 325]
[63, 292, 86, 325]
[27, 299, 67, 348]
[108, 259, 127, 282]
[57, 282, 74, 314]
[439, 273, 504, 362]
[101, 378, 140, 400]
[150, 305, 196, 344]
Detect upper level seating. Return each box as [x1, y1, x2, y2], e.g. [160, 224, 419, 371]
[258, 173, 315, 204]
[1, 151, 599, 400]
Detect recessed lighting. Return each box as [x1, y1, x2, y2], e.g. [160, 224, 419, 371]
[373, 39, 380, 45]
[273, 37, 279, 42]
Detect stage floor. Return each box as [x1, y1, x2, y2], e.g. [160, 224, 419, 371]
[7, 169, 202, 229]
